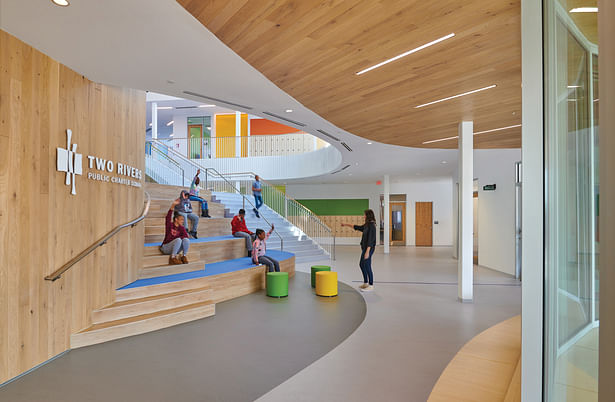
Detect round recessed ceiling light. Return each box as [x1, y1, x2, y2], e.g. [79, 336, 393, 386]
[367, 142, 373, 145]
[285, 109, 293, 113]
[51, 0, 70, 6]
[441, 160, 448, 164]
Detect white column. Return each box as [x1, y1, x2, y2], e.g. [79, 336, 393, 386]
[151, 102, 158, 140]
[458, 121, 473, 302]
[235, 111, 242, 157]
[383, 174, 390, 254]
[521, 0, 544, 399]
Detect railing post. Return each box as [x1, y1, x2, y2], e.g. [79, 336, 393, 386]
[284, 198, 288, 218]
[333, 236, 336, 261]
[205, 169, 208, 190]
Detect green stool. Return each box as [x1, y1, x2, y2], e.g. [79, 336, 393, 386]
[266, 272, 289, 298]
[311, 265, 331, 288]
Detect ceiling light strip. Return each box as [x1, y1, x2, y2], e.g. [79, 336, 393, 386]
[569, 7, 598, 13]
[262, 112, 307, 127]
[183, 91, 253, 110]
[422, 135, 459, 145]
[415, 85, 497, 108]
[356, 33, 455, 76]
[474, 124, 522, 135]
[421, 124, 522, 144]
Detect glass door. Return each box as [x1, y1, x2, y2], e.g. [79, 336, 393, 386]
[544, 1, 599, 400]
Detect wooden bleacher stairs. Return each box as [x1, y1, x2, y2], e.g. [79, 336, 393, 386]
[71, 183, 295, 348]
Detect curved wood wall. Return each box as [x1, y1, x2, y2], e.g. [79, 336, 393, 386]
[0, 30, 145, 383]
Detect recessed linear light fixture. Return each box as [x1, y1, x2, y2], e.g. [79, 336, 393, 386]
[157, 106, 173, 110]
[51, 0, 69, 6]
[567, 85, 582, 88]
[166, 120, 174, 126]
[570, 7, 598, 13]
[474, 124, 522, 135]
[285, 109, 293, 113]
[356, 33, 455, 75]
[367, 142, 373, 145]
[421, 124, 522, 144]
[198, 104, 216, 108]
[415, 85, 497, 109]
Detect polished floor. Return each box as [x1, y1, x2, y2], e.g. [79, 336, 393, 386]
[259, 245, 521, 402]
[0, 246, 520, 402]
[0, 272, 366, 402]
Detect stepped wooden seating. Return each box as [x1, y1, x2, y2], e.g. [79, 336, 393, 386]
[69, 183, 295, 349]
[70, 250, 295, 348]
[428, 315, 521, 402]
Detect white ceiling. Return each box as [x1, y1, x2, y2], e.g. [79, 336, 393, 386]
[0, 0, 473, 184]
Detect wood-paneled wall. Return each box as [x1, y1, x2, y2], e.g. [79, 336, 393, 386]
[0, 30, 145, 383]
[320, 216, 363, 237]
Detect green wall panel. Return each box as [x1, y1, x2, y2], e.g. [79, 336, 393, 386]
[296, 199, 368, 216]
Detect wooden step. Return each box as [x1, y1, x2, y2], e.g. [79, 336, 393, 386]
[138, 260, 204, 279]
[145, 203, 226, 219]
[70, 301, 215, 348]
[142, 250, 200, 267]
[92, 288, 212, 325]
[145, 218, 231, 235]
[144, 237, 246, 265]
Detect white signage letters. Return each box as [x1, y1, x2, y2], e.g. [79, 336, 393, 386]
[57, 129, 142, 195]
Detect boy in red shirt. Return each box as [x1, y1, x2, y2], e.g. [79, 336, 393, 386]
[231, 209, 255, 257]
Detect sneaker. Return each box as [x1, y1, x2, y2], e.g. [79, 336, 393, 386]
[360, 285, 374, 292]
[190, 231, 198, 239]
[169, 256, 182, 265]
[181, 255, 189, 264]
[359, 283, 368, 289]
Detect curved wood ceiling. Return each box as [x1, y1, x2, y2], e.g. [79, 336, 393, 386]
[178, 0, 522, 149]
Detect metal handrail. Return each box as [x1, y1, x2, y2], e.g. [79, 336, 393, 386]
[45, 191, 151, 282]
[222, 171, 332, 225]
[149, 141, 285, 250]
[147, 141, 185, 185]
[218, 171, 334, 258]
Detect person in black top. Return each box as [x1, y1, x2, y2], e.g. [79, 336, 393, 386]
[342, 209, 377, 292]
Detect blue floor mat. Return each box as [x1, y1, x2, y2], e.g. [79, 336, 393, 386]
[119, 250, 295, 290]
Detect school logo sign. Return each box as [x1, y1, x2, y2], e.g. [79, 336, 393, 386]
[56, 129, 83, 195]
[56, 129, 142, 195]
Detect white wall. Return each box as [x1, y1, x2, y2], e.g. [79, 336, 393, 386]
[390, 178, 454, 246]
[286, 177, 454, 246]
[474, 149, 521, 276]
[451, 149, 521, 275]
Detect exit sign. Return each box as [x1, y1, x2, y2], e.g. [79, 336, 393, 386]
[483, 184, 497, 191]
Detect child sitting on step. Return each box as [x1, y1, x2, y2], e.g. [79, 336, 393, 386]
[252, 224, 280, 272]
[161, 199, 190, 265]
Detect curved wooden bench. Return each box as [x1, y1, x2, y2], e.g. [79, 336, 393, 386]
[428, 315, 521, 402]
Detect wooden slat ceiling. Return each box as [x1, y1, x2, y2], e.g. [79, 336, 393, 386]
[178, 0, 522, 149]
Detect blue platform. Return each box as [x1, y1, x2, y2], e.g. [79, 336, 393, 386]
[120, 250, 294, 290]
[144, 235, 236, 248]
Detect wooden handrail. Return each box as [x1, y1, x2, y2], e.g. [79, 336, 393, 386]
[44, 191, 151, 282]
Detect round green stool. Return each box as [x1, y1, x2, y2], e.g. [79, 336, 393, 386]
[266, 272, 289, 298]
[311, 265, 331, 288]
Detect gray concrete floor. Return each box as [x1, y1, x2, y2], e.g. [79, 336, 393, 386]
[258, 245, 521, 402]
[0, 272, 366, 402]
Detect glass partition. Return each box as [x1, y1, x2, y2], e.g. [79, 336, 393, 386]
[544, 1, 599, 400]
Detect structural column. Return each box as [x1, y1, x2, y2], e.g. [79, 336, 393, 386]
[458, 121, 473, 302]
[151, 102, 158, 140]
[235, 111, 242, 157]
[383, 174, 390, 254]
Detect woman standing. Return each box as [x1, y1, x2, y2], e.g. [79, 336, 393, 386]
[342, 209, 377, 292]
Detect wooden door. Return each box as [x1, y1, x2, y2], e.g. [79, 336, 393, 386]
[415, 202, 433, 246]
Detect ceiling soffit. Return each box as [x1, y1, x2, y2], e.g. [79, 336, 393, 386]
[178, 0, 522, 149]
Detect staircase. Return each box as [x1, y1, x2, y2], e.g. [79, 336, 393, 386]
[211, 191, 328, 264]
